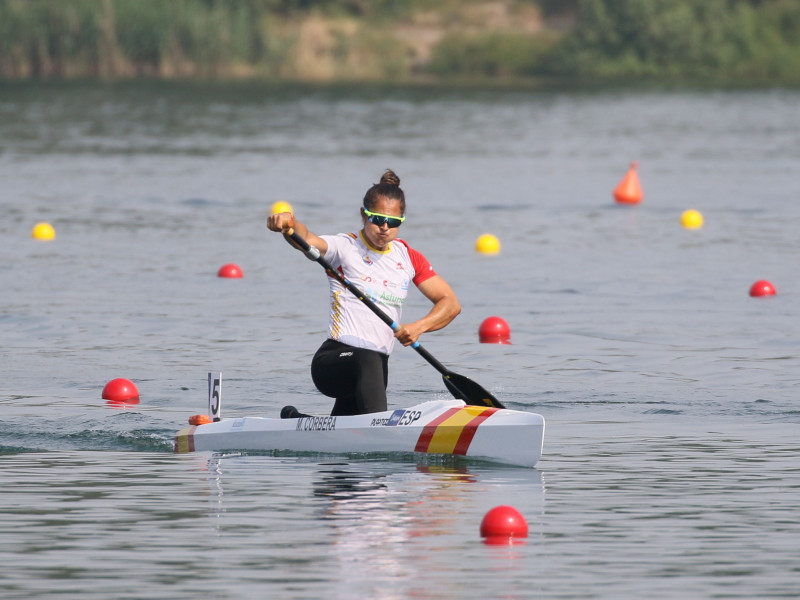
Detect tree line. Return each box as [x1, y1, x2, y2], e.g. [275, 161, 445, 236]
[1, 0, 798, 84]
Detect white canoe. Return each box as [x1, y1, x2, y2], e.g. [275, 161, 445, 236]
[175, 399, 545, 468]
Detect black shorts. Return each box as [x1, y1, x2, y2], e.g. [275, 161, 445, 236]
[311, 339, 389, 416]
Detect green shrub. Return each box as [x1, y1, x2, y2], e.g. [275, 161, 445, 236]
[113, 0, 171, 68]
[428, 31, 560, 78]
[548, 0, 800, 83]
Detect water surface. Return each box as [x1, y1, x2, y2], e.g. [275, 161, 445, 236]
[1, 83, 799, 598]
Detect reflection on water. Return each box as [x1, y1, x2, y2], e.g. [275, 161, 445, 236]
[313, 465, 392, 502]
[192, 453, 544, 599]
[313, 463, 480, 543]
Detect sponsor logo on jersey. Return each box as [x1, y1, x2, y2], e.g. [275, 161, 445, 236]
[359, 274, 397, 288]
[379, 290, 404, 307]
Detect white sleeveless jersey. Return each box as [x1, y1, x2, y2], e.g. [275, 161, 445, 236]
[319, 231, 437, 355]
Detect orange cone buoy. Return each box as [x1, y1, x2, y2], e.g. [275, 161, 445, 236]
[217, 263, 243, 278]
[613, 162, 643, 205]
[750, 280, 776, 297]
[480, 505, 528, 545]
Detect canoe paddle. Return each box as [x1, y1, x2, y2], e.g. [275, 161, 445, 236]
[285, 228, 505, 409]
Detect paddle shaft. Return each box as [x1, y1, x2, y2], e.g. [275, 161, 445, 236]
[284, 228, 504, 408]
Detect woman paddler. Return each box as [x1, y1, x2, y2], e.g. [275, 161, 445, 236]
[267, 169, 461, 417]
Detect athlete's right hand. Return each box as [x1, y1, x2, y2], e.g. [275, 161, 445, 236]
[267, 212, 294, 232]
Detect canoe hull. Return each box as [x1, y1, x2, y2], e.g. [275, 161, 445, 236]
[175, 399, 545, 467]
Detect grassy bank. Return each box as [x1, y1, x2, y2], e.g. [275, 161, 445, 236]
[1, 0, 799, 85]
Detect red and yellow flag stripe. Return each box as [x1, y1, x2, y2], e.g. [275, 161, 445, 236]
[174, 427, 196, 453]
[415, 406, 498, 456]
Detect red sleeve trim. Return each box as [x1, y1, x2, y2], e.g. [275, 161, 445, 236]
[396, 239, 437, 285]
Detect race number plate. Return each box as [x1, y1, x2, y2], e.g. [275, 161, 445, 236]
[208, 372, 222, 421]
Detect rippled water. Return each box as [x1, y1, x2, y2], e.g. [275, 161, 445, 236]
[2, 82, 799, 598]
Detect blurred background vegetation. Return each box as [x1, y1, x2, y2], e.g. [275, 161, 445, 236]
[1, 0, 799, 84]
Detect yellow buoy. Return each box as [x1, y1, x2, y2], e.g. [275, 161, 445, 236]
[270, 200, 293, 215]
[31, 222, 56, 240]
[680, 209, 703, 229]
[475, 234, 501, 255]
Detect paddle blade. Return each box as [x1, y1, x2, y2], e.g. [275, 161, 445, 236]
[442, 372, 505, 409]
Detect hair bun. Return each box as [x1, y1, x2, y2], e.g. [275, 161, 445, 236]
[380, 169, 400, 187]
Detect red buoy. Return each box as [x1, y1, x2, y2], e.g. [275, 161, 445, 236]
[217, 263, 243, 278]
[480, 505, 528, 544]
[102, 378, 140, 404]
[613, 162, 643, 205]
[749, 280, 776, 297]
[479, 316, 511, 344]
